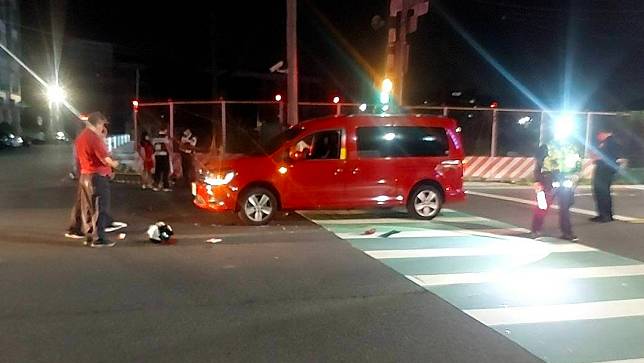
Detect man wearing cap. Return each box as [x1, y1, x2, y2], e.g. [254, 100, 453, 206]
[179, 128, 197, 185]
[152, 128, 172, 192]
[590, 128, 621, 223]
[71, 112, 124, 247]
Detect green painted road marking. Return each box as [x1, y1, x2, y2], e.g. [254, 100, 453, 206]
[347, 235, 532, 251]
[380, 251, 638, 276]
[493, 316, 644, 363]
[428, 275, 644, 310]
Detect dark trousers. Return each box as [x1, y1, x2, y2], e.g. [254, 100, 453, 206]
[180, 152, 194, 184]
[532, 179, 575, 236]
[154, 155, 170, 188]
[69, 174, 111, 241]
[593, 169, 615, 219]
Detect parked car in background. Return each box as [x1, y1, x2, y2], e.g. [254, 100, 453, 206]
[0, 130, 24, 149]
[193, 114, 465, 225]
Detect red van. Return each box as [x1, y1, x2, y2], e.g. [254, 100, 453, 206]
[193, 114, 465, 225]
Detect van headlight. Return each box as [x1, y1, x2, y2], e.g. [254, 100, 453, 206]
[204, 171, 235, 186]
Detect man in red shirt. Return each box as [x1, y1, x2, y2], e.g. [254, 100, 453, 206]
[69, 112, 123, 247]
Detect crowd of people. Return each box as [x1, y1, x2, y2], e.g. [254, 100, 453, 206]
[138, 128, 197, 191]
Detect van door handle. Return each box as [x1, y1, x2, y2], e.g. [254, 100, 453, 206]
[334, 168, 343, 176]
[352, 168, 360, 175]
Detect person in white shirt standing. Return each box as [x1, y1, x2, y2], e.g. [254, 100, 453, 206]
[179, 128, 197, 185]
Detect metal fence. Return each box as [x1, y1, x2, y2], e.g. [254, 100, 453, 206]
[134, 101, 643, 166]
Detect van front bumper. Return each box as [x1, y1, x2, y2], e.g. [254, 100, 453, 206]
[192, 182, 238, 212]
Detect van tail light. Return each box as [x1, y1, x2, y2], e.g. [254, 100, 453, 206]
[441, 160, 462, 166]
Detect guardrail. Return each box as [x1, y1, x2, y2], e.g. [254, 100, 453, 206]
[106, 134, 131, 152]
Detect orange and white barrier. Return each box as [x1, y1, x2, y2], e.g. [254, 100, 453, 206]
[463, 156, 603, 181]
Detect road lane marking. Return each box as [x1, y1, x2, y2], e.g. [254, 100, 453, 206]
[410, 264, 644, 286]
[464, 298, 644, 326]
[365, 243, 595, 259]
[336, 229, 463, 239]
[590, 358, 644, 363]
[310, 216, 491, 225]
[466, 190, 638, 222]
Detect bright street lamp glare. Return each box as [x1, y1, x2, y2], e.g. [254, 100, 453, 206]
[382, 78, 393, 93]
[554, 114, 575, 141]
[332, 96, 340, 104]
[274, 94, 282, 102]
[359, 103, 367, 112]
[46, 85, 66, 104]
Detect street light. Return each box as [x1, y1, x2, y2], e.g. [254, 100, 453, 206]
[332, 96, 340, 104]
[274, 94, 282, 102]
[46, 84, 66, 104]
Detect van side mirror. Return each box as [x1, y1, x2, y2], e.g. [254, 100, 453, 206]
[291, 150, 306, 161]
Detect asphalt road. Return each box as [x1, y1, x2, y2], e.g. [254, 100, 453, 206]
[2, 145, 644, 362]
[0, 145, 540, 363]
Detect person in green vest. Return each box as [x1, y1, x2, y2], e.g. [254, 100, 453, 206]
[530, 117, 582, 241]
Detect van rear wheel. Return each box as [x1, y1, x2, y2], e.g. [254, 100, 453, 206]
[407, 184, 442, 220]
[238, 187, 277, 225]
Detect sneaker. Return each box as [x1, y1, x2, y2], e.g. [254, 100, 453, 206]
[162, 188, 172, 192]
[105, 221, 128, 233]
[527, 231, 541, 239]
[589, 216, 612, 223]
[560, 234, 579, 242]
[152, 187, 160, 192]
[91, 239, 117, 248]
[141, 184, 148, 190]
[64, 231, 85, 239]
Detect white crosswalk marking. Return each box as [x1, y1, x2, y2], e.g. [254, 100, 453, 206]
[365, 243, 595, 259]
[589, 358, 644, 363]
[410, 264, 644, 286]
[310, 216, 490, 225]
[465, 298, 644, 326]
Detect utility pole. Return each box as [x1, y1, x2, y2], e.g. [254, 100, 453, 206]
[135, 67, 140, 100]
[287, 0, 299, 126]
[386, 0, 429, 105]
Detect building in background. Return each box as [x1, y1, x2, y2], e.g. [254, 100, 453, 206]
[0, 0, 22, 133]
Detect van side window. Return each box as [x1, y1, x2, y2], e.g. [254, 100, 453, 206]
[357, 127, 449, 158]
[292, 130, 341, 160]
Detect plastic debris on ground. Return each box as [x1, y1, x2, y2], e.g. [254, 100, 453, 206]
[379, 230, 401, 238]
[362, 228, 377, 235]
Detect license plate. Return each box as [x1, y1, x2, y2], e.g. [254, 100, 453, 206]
[191, 182, 197, 196]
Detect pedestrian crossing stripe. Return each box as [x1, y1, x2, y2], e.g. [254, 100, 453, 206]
[299, 209, 644, 363]
[465, 298, 644, 326]
[364, 243, 594, 259]
[410, 264, 644, 286]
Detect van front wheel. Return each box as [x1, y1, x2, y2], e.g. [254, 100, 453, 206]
[238, 187, 277, 225]
[407, 184, 442, 220]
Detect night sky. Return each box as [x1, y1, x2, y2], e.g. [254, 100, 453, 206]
[19, 0, 644, 112]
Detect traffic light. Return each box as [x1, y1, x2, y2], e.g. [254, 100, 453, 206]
[380, 78, 393, 105]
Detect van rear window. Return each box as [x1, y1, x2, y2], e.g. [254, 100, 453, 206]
[356, 127, 449, 158]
